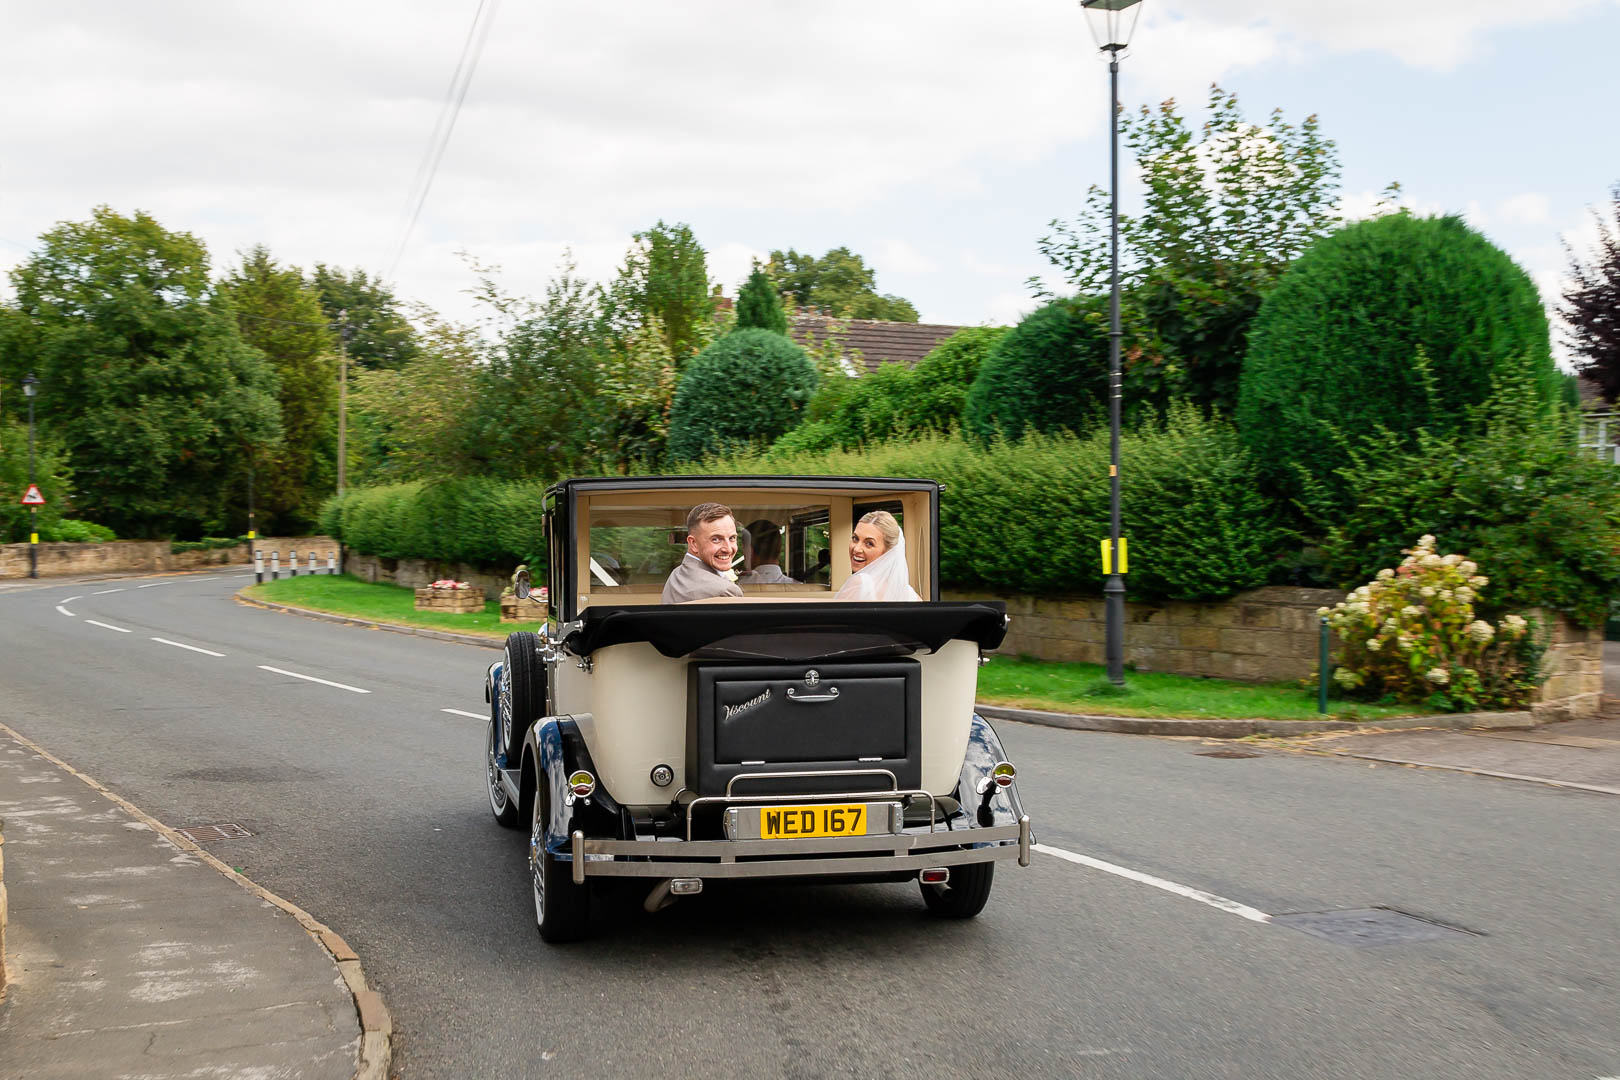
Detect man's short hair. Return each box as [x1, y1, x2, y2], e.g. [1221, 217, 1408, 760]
[686, 502, 734, 536]
[745, 518, 781, 562]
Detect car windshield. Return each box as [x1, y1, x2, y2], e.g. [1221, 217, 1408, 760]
[577, 491, 921, 606]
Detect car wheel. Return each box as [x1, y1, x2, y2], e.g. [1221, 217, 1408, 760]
[500, 631, 544, 760]
[920, 862, 994, 919]
[530, 782, 590, 943]
[486, 714, 521, 828]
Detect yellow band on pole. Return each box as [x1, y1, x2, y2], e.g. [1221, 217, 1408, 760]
[247, 530, 256, 539]
[30, 533, 39, 544]
[1100, 537, 1129, 575]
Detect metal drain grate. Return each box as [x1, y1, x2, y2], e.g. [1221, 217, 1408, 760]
[1272, 907, 1477, 947]
[174, 823, 253, 844]
[1196, 750, 1261, 759]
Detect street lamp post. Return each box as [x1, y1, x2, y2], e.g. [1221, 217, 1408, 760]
[23, 372, 39, 579]
[1080, 0, 1143, 686]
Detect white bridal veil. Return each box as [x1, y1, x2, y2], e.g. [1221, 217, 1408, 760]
[834, 528, 922, 602]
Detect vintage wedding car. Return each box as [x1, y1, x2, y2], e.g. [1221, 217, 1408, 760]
[483, 475, 1032, 942]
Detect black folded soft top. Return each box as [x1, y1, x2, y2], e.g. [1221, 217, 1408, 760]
[563, 601, 1008, 661]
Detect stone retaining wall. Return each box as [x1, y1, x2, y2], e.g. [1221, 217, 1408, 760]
[342, 551, 510, 597]
[947, 585, 1603, 719]
[947, 586, 1344, 683]
[0, 540, 249, 578]
[1532, 611, 1605, 722]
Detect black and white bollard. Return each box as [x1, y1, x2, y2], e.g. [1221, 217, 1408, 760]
[254, 549, 264, 584]
[289, 548, 298, 577]
[327, 550, 336, 575]
[308, 550, 316, 576]
[271, 551, 280, 581]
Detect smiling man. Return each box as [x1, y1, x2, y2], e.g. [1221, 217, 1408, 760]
[661, 502, 745, 604]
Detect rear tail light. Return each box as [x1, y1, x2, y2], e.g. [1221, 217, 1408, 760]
[992, 761, 1016, 787]
[568, 770, 596, 798]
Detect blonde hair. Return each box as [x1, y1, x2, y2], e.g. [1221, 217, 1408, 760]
[858, 510, 901, 551]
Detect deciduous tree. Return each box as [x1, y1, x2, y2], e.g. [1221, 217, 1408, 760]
[310, 264, 420, 371]
[764, 247, 918, 322]
[0, 207, 281, 537]
[1562, 183, 1620, 402]
[224, 246, 336, 531]
[1037, 85, 1342, 414]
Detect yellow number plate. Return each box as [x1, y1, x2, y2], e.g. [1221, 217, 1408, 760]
[760, 804, 867, 839]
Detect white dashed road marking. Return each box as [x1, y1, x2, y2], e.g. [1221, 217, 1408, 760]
[84, 619, 133, 634]
[1034, 843, 1274, 924]
[258, 665, 370, 694]
[441, 708, 485, 719]
[92, 588, 125, 595]
[136, 582, 168, 589]
[56, 600, 79, 617]
[151, 637, 226, 658]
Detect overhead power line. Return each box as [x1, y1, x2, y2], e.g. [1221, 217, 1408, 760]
[384, 0, 498, 283]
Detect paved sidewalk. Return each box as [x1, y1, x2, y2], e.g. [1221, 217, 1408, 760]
[0, 728, 370, 1079]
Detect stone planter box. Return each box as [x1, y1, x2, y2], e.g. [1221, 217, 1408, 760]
[414, 586, 485, 614]
[500, 595, 548, 624]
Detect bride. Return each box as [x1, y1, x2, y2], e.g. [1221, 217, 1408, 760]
[834, 510, 922, 602]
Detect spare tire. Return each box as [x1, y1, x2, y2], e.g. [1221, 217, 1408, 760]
[500, 631, 545, 760]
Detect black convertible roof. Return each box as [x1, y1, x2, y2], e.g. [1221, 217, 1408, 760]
[547, 475, 942, 499]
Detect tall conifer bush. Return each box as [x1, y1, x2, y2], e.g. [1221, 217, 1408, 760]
[735, 265, 789, 334]
[1236, 213, 1556, 509]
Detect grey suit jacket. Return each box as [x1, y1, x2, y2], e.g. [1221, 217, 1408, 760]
[661, 553, 743, 604]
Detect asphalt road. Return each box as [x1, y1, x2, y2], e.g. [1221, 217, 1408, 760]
[1, 568, 1617, 1079]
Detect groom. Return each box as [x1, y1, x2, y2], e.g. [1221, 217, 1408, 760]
[661, 502, 744, 604]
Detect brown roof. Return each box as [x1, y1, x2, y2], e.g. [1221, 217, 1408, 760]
[789, 315, 964, 374]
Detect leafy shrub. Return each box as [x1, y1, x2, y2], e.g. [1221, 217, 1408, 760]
[1322, 535, 1538, 711]
[319, 477, 548, 569]
[45, 519, 116, 543]
[1237, 213, 1558, 508]
[666, 329, 817, 462]
[784, 326, 1008, 451]
[0, 420, 74, 543]
[1314, 374, 1620, 627]
[964, 299, 1110, 442]
[699, 408, 1287, 602]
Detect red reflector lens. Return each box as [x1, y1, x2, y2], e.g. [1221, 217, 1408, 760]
[994, 773, 1015, 787]
[919, 868, 950, 885]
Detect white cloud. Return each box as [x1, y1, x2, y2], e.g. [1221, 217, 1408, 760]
[1498, 192, 1552, 226]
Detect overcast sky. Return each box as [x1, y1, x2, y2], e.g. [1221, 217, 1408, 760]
[2, 1, 1617, 344]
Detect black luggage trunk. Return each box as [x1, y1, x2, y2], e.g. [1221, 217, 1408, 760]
[686, 660, 922, 797]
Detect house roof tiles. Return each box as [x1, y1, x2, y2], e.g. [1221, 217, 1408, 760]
[789, 315, 965, 373]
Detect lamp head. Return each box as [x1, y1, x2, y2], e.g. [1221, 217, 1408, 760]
[22, 373, 38, 398]
[1080, 0, 1143, 54]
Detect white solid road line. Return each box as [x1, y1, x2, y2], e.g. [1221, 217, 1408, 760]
[92, 588, 125, 595]
[1034, 843, 1274, 924]
[258, 665, 370, 694]
[441, 708, 485, 719]
[136, 582, 169, 589]
[151, 637, 226, 658]
[84, 619, 133, 634]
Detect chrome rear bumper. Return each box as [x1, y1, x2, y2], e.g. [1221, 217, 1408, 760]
[568, 816, 1032, 884]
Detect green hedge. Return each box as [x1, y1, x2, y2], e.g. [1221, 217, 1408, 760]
[319, 477, 548, 568]
[170, 535, 245, 554]
[706, 408, 1287, 601]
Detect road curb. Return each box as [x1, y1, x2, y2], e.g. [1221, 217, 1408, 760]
[236, 590, 505, 650]
[975, 703, 1539, 739]
[0, 722, 393, 1080]
[1326, 749, 1620, 796]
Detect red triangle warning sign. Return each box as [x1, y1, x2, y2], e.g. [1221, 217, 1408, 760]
[19, 484, 45, 506]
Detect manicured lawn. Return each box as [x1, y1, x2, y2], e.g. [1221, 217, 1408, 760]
[245, 574, 539, 640]
[977, 655, 1428, 722]
[244, 576, 1420, 722]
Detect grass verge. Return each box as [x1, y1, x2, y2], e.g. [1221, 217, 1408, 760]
[977, 655, 1428, 722]
[244, 574, 538, 640]
[243, 576, 1423, 722]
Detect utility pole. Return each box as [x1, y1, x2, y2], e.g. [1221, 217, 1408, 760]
[337, 309, 350, 497]
[23, 373, 39, 579]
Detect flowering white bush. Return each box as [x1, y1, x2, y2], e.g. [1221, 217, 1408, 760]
[1320, 536, 1539, 711]
[429, 579, 472, 590]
